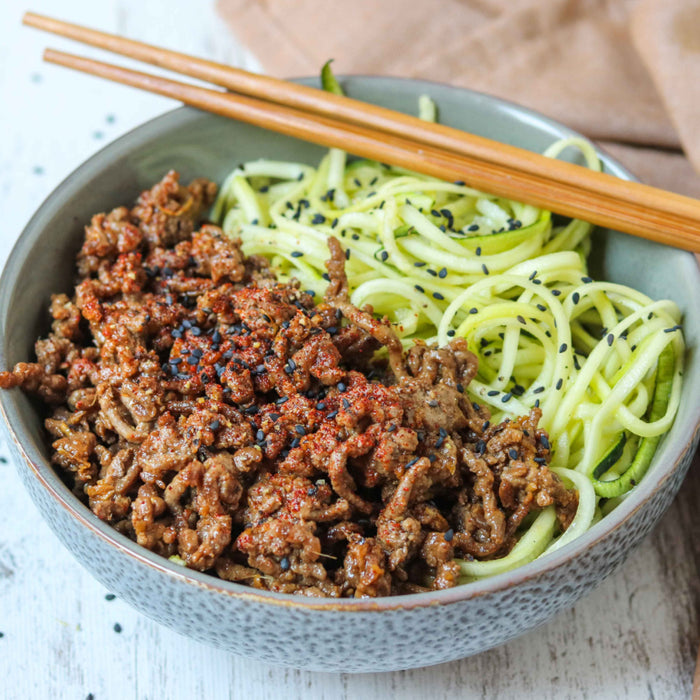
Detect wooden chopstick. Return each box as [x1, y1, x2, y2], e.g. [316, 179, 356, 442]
[17, 14, 694, 216]
[40, 48, 700, 253]
[24, 15, 700, 253]
[23, 11, 700, 245]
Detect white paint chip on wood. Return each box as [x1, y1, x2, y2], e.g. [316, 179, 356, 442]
[0, 1, 697, 698]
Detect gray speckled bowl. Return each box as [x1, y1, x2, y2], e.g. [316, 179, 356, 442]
[1, 78, 698, 673]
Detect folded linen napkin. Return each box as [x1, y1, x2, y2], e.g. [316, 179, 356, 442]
[217, 0, 700, 197]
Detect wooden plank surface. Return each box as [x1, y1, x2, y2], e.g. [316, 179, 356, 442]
[0, 1, 698, 697]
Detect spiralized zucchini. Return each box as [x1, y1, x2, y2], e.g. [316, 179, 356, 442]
[213, 81, 684, 575]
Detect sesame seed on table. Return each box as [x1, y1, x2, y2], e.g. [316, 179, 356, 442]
[0, 0, 699, 698]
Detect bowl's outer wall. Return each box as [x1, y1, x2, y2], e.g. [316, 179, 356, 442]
[1, 77, 699, 672]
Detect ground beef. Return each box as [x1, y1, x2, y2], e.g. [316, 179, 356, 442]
[0, 172, 578, 598]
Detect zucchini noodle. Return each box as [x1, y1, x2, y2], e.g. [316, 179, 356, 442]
[213, 75, 684, 580]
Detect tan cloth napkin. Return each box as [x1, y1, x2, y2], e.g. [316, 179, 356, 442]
[217, 0, 700, 198]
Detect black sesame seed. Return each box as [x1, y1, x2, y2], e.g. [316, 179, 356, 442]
[170, 357, 182, 365]
[572, 292, 580, 305]
[316, 402, 327, 410]
[536, 304, 546, 312]
[431, 209, 441, 218]
[186, 355, 199, 366]
[534, 456, 546, 465]
[540, 435, 550, 449]
[438, 268, 447, 278]
[534, 399, 540, 408]
[327, 410, 338, 419]
[582, 276, 593, 284]
[414, 285, 425, 293]
[482, 420, 490, 431]
[380, 250, 389, 262]
[433, 292, 445, 300]
[388, 425, 397, 433]
[556, 378, 563, 390]
[447, 329, 456, 337]
[482, 264, 489, 275]
[517, 315, 526, 325]
[529, 270, 537, 281]
[280, 557, 291, 571]
[428, 454, 437, 463]
[105, 593, 116, 601]
[456, 383, 464, 393]
[406, 457, 419, 469]
[607, 334, 614, 346]
[427, 269, 437, 277]
[508, 448, 518, 460]
[327, 326, 338, 335]
[113, 623, 122, 634]
[487, 390, 499, 397]
[290, 437, 300, 449]
[295, 425, 306, 436]
[312, 213, 326, 224]
[428, 400, 439, 407]
[533, 386, 545, 394]
[291, 251, 303, 258]
[468, 225, 479, 232]
[559, 343, 568, 353]
[210, 420, 220, 431]
[414, 261, 427, 267]
[469, 307, 478, 315]
[337, 382, 346, 392]
[551, 289, 562, 297]
[501, 392, 513, 403]
[476, 440, 486, 455]
[444, 529, 454, 542]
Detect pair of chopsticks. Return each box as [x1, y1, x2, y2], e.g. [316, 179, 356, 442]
[23, 11, 700, 253]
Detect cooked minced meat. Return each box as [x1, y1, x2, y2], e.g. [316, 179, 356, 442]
[0, 172, 577, 598]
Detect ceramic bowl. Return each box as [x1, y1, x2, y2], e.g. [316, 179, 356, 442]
[1, 77, 698, 673]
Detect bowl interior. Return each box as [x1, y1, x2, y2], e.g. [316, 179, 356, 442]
[1, 76, 698, 604]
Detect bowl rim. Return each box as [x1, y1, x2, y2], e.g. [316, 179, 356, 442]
[1, 75, 699, 612]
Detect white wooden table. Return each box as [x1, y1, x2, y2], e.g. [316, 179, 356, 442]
[1, 1, 698, 698]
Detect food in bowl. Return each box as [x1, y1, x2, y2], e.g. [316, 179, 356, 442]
[0, 171, 583, 596]
[0, 68, 687, 600]
[0, 146, 684, 596]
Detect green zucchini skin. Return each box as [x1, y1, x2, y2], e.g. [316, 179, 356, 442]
[321, 60, 344, 96]
[592, 344, 675, 498]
